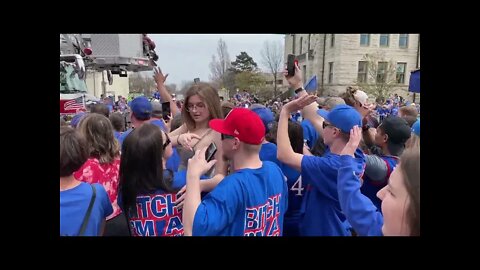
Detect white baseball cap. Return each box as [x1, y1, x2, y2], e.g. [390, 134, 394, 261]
[353, 90, 369, 107]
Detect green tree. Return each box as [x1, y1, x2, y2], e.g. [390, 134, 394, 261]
[230, 52, 258, 72]
[355, 52, 397, 100]
[235, 71, 264, 94]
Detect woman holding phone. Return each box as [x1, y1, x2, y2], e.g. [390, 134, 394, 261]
[169, 82, 227, 177]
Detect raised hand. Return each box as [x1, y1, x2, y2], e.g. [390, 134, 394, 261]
[283, 63, 303, 89]
[341, 126, 362, 157]
[283, 94, 317, 113]
[153, 67, 169, 85]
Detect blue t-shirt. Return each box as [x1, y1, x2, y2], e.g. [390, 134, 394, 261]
[117, 128, 133, 149]
[114, 131, 122, 141]
[119, 170, 185, 236]
[166, 147, 181, 173]
[259, 142, 282, 167]
[301, 119, 318, 150]
[338, 155, 383, 236]
[280, 163, 302, 236]
[60, 182, 113, 236]
[300, 150, 365, 236]
[150, 119, 167, 132]
[260, 143, 302, 236]
[192, 161, 288, 236]
[118, 170, 210, 237]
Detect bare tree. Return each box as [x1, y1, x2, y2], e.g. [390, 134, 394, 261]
[209, 39, 231, 88]
[129, 73, 156, 96]
[165, 83, 177, 92]
[179, 80, 194, 96]
[261, 40, 284, 97]
[355, 51, 397, 100]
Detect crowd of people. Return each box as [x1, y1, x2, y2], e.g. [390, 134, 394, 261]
[60, 64, 420, 237]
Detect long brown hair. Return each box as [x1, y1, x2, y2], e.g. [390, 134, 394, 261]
[399, 146, 420, 236]
[120, 123, 175, 217]
[78, 113, 120, 164]
[182, 82, 223, 130]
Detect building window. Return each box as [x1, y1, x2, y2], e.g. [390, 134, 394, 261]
[360, 34, 370, 46]
[276, 79, 283, 84]
[399, 34, 409, 48]
[377, 62, 388, 83]
[380, 34, 389, 47]
[300, 37, 303, 54]
[328, 62, 334, 83]
[396, 62, 407, 84]
[331, 34, 335, 47]
[357, 61, 368, 83]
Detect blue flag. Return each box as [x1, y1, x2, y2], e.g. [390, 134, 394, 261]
[304, 75, 317, 92]
[409, 70, 420, 93]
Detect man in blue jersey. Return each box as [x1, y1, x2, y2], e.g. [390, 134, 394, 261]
[361, 116, 411, 211]
[183, 108, 289, 236]
[117, 96, 152, 148]
[277, 64, 366, 236]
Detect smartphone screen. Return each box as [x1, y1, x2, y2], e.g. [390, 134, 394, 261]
[287, 54, 296, 76]
[205, 142, 217, 162]
[161, 101, 171, 121]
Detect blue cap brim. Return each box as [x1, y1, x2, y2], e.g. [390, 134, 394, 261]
[317, 109, 330, 121]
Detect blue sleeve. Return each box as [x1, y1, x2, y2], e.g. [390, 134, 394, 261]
[301, 120, 318, 149]
[301, 155, 336, 197]
[94, 184, 113, 219]
[166, 148, 180, 172]
[337, 155, 383, 236]
[192, 177, 241, 236]
[117, 129, 132, 149]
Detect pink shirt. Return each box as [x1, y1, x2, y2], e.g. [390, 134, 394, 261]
[74, 157, 121, 220]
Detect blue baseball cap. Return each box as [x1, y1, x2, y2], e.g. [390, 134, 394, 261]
[412, 119, 420, 137]
[317, 108, 328, 116]
[70, 112, 86, 128]
[250, 105, 275, 133]
[130, 96, 152, 120]
[317, 104, 362, 133]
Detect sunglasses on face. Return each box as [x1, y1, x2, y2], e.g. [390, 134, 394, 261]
[221, 134, 235, 140]
[322, 122, 335, 129]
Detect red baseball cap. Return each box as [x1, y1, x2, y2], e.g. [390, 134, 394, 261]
[209, 108, 265, 145]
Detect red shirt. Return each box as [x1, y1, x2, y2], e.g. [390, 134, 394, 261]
[74, 157, 121, 220]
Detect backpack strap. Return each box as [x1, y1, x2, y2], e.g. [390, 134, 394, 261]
[78, 184, 96, 236]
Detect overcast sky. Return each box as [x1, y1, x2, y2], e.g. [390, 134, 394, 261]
[148, 34, 285, 87]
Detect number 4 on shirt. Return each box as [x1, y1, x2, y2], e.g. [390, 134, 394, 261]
[291, 176, 304, 196]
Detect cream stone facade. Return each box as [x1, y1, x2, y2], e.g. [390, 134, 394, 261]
[284, 34, 420, 101]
